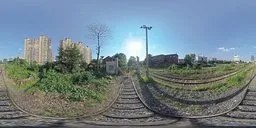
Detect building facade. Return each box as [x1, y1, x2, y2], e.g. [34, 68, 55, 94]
[195, 55, 207, 63]
[24, 35, 54, 64]
[150, 54, 178, 68]
[234, 55, 240, 62]
[251, 55, 255, 62]
[178, 59, 185, 64]
[59, 38, 92, 64]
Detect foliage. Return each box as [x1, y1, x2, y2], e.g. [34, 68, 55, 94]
[138, 75, 155, 84]
[193, 69, 249, 91]
[91, 78, 109, 92]
[34, 70, 105, 101]
[3, 58, 8, 64]
[193, 64, 202, 70]
[127, 56, 137, 69]
[80, 61, 88, 71]
[113, 53, 127, 69]
[152, 63, 246, 78]
[6, 64, 31, 85]
[5, 56, 112, 102]
[5, 58, 39, 86]
[56, 45, 82, 73]
[168, 64, 178, 70]
[184, 54, 193, 66]
[72, 71, 95, 85]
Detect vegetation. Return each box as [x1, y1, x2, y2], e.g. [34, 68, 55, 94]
[34, 70, 110, 101]
[128, 56, 137, 69]
[5, 45, 115, 103]
[56, 46, 82, 73]
[87, 24, 111, 70]
[184, 54, 194, 67]
[192, 71, 248, 91]
[138, 75, 155, 84]
[113, 53, 127, 69]
[5, 58, 39, 86]
[150, 63, 246, 78]
[140, 62, 255, 92]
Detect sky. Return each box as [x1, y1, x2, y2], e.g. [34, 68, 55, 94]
[1, 0, 256, 61]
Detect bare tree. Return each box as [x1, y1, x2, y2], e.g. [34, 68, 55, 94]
[87, 24, 111, 70]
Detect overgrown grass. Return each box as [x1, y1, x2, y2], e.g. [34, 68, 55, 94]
[5, 63, 38, 86]
[192, 68, 253, 91]
[150, 63, 247, 78]
[145, 64, 255, 92]
[5, 60, 113, 102]
[33, 70, 111, 102]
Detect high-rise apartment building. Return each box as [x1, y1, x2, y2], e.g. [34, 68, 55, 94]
[24, 35, 54, 64]
[251, 55, 255, 62]
[59, 38, 92, 64]
[234, 55, 240, 62]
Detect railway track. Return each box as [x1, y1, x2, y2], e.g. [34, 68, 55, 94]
[86, 77, 179, 126]
[0, 71, 28, 120]
[194, 75, 256, 126]
[150, 71, 238, 85]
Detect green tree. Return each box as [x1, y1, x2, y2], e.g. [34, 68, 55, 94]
[3, 58, 8, 64]
[184, 55, 193, 67]
[128, 56, 137, 69]
[56, 46, 82, 73]
[113, 53, 127, 69]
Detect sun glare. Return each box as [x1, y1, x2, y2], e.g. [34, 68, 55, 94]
[126, 40, 143, 57]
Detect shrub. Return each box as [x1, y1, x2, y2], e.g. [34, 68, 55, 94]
[72, 71, 95, 85]
[138, 75, 155, 84]
[91, 78, 109, 92]
[168, 64, 178, 70]
[193, 64, 202, 70]
[34, 70, 103, 101]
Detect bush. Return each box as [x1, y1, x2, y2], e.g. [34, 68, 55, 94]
[72, 71, 95, 85]
[138, 75, 155, 84]
[91, 78, 109, 92]
[34, 70, 103, 102]
[193, 64, 202, 70]
[168, 64, 178, 70]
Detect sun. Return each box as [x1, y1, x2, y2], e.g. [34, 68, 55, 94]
[126, 40, 143, 57]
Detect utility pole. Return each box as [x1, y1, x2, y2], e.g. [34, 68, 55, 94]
[140, 25, 152, 78]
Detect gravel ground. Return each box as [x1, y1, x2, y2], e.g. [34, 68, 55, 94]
[137, 82, 246, 117]
[84, 77, 178, 125]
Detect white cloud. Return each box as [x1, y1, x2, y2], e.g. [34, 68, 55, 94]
[218, 47, 235, 52]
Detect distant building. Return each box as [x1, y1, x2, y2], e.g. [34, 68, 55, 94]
[103, 56, 115, 64]
[195, 55, 207, 63]
[24, 35, 54, 64]
[150, 54, 178, 68]
[234, 55, 240, 62]
[178, 59, 185, 64]
[251, 55, 255, 62]
[211, 58, 217, 61]
[60, 38, 92, 64]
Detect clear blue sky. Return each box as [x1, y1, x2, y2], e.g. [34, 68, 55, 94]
[1, 0, 256, 61]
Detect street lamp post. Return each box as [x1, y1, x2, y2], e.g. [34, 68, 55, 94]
[140, 25, 152, 78]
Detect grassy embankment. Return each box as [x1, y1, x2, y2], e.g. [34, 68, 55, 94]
[150, 63, 246, 79]
[4, 59, 117, 117]
[143, 63, 255, 92]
